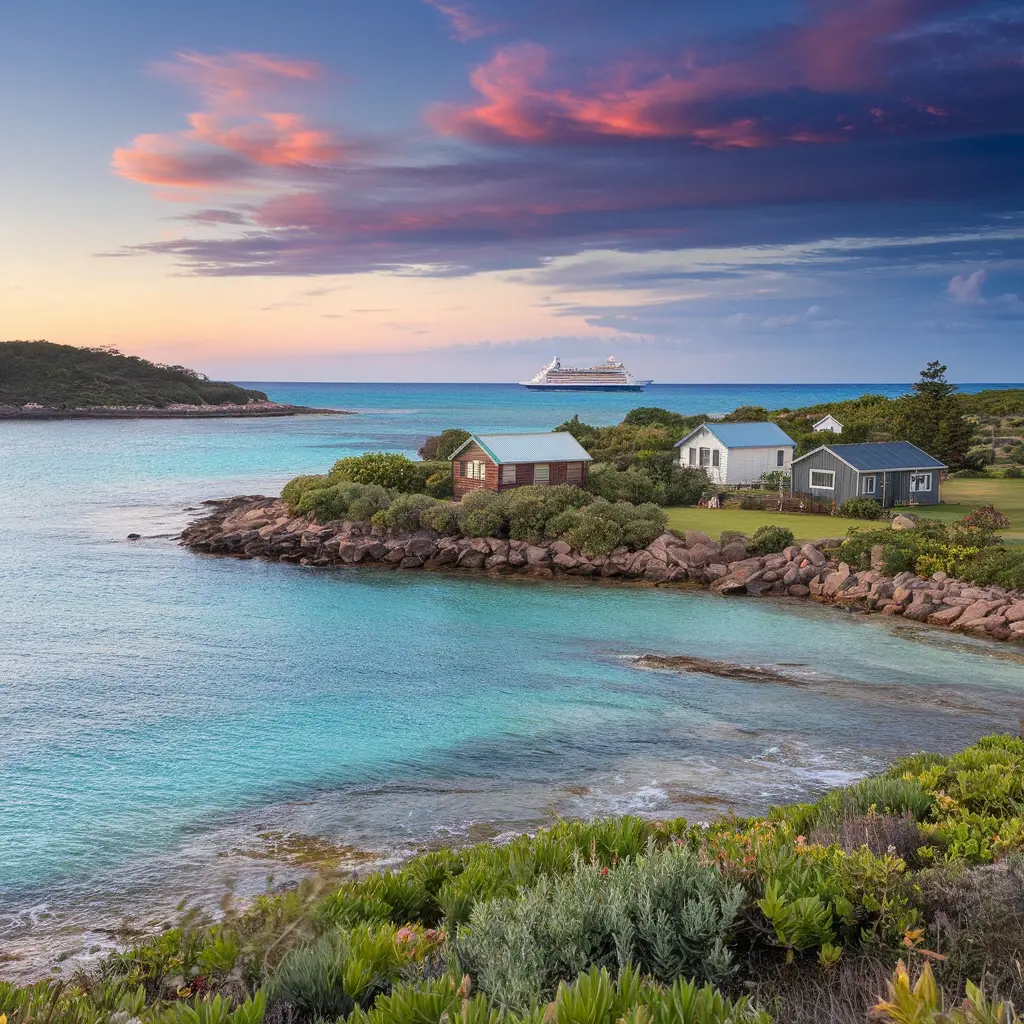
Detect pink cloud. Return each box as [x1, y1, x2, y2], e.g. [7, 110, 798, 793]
[423, 0, 499, 42]
[112, 51, 348, 193]
[431, 0, 972, 146]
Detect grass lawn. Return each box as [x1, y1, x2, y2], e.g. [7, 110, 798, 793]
[664, 477, 1024, 544]
[663, 506, 867, 542]
[923, 477, 1024, 542]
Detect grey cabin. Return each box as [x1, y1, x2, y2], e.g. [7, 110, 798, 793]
[791, 441, 946, 507]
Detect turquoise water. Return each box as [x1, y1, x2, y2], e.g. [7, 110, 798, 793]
[2, 381, 1023, 976]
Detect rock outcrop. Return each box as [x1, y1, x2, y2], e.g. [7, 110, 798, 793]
[180, 497, 1024, 644]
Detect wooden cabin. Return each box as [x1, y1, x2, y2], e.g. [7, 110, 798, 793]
[449, 432, 593, 499]
[674, 422, 796, 485]
[792, 441, 946, 507]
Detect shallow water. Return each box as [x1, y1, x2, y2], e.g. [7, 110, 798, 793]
[1, 381, 1022, 978]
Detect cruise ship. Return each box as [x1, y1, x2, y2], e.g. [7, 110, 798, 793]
[521, 356, 652, 392]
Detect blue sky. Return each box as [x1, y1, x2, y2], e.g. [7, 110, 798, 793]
[2, 0, 1023, 381]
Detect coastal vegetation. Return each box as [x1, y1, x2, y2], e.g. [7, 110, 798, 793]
[4, 734, 1023, 1023]
[839, 514, 1024, 590]
[0, 340, 268, 409]
[551, 364, 1024, 477]
[282, 473, 667, 557]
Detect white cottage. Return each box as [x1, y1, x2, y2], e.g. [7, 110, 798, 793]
[812, 414, 843, 434]
[675, 422, 797, 485]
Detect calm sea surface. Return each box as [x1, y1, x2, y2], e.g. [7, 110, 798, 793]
[2, 381, 1023, 977]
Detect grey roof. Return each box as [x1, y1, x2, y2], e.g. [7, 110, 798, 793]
[675, 421, 796, 449]
[794, 441, 946, 471]
[449, 431, 593, 465]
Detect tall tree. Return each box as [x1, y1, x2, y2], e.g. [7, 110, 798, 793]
[895, 361, 974, 468]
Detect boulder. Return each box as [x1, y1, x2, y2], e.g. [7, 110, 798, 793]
[484, 554, 509, 570]
[405, 534, 438, 558]
[891, 515, 916, 531]
[525, 545, 552, 566]
[685, 530, 712, 548]
[549, 540, 572, 556]
[705, 563, 728, 581]
[800, 543, 828, 567]
[712, 574, 748, 595]
[928, 605, 964, 627]
[903, 602, 936, 622]
[787, 584, 810, 597]
[1004, 602, 1024, 623]
[1010, 621, 1024, 636]
[782, 545, 801, 562]
[958, 599, 1006, 626]
[719, 541, 748, 564]
[552, 552, 578, 570]
[643, 561, 672, 583]
[457, 549, 487, 569]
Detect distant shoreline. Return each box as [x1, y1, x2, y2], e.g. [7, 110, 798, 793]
[0, 403, 352, 420]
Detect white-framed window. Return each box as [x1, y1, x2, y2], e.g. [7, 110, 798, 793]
[777, 449, 785, 467]
[699, 447, 711, 467]
[688, 447, 697, 466]
[810, 469, 835, 489]
[712, 450, 720, 468]
[534, 463, 550, 484]
[910, 472, 932, 493]
[566, 462, 583, 484]
[467, 460, 487, 480]
[501, 464, 516, 485]
[861, 475, 876, 495]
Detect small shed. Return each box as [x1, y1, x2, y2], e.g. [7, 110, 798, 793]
[674, 422, 797, 485]
[792, 441, 946, 507]
[812, 414, 843, 434]
[449, 431, 593, 499]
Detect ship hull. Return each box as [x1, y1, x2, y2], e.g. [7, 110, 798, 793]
[520, 381, 652, 391]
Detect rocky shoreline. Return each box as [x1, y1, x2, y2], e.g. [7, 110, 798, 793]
[0, 402, 350, 420]
[181, 496, 1024, 643]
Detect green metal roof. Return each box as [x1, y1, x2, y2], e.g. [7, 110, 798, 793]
[449, 431, 593, 465]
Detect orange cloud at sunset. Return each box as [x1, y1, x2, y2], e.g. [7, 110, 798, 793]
[112, 51, 347, 193]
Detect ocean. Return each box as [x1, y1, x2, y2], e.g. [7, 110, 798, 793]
[2, 380, 1023, 978]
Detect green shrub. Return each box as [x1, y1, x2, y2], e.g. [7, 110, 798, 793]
[375, 493, 440, 533]
[661, 466, 708, 506]
[331, 453, 426, 493]
[424, 469, 453, 498]
[556, 499, 667, 556]
[417, 428, 472, 461]
[748, 525, 795, 555]
[1004, 466, 1023, 479]
[502, 485, 593, 542]
[420, 502, 460, 535]
[587, 463, 664, 505]
[456, 489, 506, 538]
[739, 495, 765, 511]
[458, 844, 744, 1009]
[837, 498, 885, 520]
[959, 505, 1011, 531]
[347, 485, 393, 523]
[282, 474, 329, 510]
[269, 924, 405, 1019]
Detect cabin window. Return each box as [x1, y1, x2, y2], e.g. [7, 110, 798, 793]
[810, 469, 835, 490]
[688, 447, 697, 466]
[501, 464, 516, 485]
[459, 461, 466, 477]
[534, 463, 550, 484]
[699, 448, 711, 467]
[777, 449, 785, 467]
[862, 475, 877, 495]
[467, 460, 487, 480]
[910, 472, 932, 493]
[566, 462, 583, 484]
[711, 450, 720, 468]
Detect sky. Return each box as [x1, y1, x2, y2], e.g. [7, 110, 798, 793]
[2, 0, 1023, 382]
